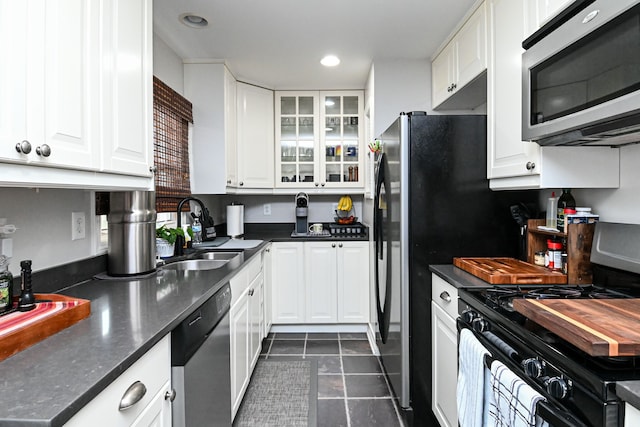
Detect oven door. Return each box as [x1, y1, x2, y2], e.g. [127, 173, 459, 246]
[457, 319, 589, 427]
[522, 0, 640, 146]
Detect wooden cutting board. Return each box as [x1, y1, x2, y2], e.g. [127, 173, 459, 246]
[453, 257, 567, 284]
[513, 299, 640, 356]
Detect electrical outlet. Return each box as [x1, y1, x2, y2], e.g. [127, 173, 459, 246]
[71, 212, 86, 240]
[332, 203, 338, 214]
[263, 204, 271, 216]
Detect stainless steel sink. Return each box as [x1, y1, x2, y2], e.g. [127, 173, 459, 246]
[160, 259, 230, 271]
[195, 251, 242, 261]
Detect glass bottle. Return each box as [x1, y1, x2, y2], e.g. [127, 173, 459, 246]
[0, 255, 13, 313]
[191, 217, 202, 244]
[557, 189, 576, 233]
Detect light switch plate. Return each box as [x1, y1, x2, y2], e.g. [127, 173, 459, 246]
[72, 212, 86, 240]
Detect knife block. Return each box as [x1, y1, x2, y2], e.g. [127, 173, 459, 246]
[526, 219, 595, 285]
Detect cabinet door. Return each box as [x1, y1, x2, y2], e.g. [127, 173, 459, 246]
[275, 92, 320, 188]
[248, 273, 263, 370]
[305, 242, 338, 323]
[487, 0, 540, 180]
[130, 380, 172, 427]
[236, 83, 274, 188]
[225, 69, 238, 187]
[337, 242, 370, 323]
[456, 3, 487, 89]
[0, 0, 96, 169]
[320, 91, 364, 188]
[230, 291, 250, 416]
[99, 0, 152, 177]
[431, 44, 456, 109]
[271, 242, 305, 323]
[263, 246, 273, 335]
[431, 302, 458, 427]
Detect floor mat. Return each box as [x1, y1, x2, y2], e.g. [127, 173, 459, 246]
[234, 359, 318, 427]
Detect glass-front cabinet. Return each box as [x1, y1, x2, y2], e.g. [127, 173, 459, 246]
[275, 91, 363, 189]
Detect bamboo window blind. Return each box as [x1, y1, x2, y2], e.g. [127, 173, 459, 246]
[153, 77, 194, 213]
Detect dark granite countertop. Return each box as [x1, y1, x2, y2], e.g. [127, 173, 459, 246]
[0, 243, 269, 426]
[0, 223, 371, 426]
[430, 264, 640, 409]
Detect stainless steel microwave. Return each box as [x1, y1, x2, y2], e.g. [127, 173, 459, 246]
[522, 0, 640, 146]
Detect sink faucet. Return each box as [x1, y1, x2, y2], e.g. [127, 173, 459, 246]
[174, 197, 208, 256]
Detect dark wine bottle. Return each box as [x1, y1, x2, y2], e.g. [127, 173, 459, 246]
[557, 189, 576, 233]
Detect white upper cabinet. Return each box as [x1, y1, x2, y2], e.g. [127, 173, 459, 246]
[0, 0, 96, 169]
[525, 0, 573, 37]
[100, 0, 153, 177]
[236, 83, 274, 189]
[275, 91, 364, 191]
[185, 63, 237, 194]
[0, 0, 153, 189]
[486, 0, 619, 190]
[432, 2, 488, 110]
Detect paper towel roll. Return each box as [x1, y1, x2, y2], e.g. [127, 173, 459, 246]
[226, 204, 244, 237]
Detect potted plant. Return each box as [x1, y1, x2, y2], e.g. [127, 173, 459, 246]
[155, 225, 187, 257]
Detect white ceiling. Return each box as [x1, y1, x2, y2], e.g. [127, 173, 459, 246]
[153, 0, 478, 90]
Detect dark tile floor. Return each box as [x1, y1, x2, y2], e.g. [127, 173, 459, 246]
[259, 332, 405, 427]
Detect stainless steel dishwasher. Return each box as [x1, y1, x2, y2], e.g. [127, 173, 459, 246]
[172, 283, 232, 426]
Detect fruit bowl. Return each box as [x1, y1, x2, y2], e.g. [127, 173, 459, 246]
[334, 215, 357, 225]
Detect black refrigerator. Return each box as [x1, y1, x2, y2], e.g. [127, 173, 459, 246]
[373, 112, 537, 425]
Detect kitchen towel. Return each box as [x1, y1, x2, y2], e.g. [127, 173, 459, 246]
[485, 360, 549, 427]
[226, 204, 244, 237]
[457, 328, 491, 427]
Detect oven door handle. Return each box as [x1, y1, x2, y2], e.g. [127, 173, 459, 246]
[536, 400, 589, 427]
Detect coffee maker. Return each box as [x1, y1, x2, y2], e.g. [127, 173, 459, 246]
[295, 192, 309, 234]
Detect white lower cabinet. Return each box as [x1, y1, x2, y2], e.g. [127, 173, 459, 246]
[229, 254, 264, 419]
[272, 241, 369, 325]
[625, 402, 640, 427]
[64, 335, 171, 427]
[431, 274, 459, 427]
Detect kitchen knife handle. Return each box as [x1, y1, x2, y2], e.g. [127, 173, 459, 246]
[119, 381, 147, 411]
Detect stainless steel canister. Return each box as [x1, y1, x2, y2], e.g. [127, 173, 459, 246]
[107, 191, 157, 276]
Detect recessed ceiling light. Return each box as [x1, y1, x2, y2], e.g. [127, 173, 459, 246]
[180, 13, 208, 28]
[321, 55, 340, 67]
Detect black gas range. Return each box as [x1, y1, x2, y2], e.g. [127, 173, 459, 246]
[457, 222, 640, 427]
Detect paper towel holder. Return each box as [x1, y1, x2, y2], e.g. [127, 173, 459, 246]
[226, 202, 245, 239]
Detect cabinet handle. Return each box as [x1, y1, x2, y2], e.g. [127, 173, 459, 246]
[338, 243, 343, 248]
[119, 381, 147, 411]
[164, 389, 176, 402]
[36, 144, 51, 157]
[332, 243, 336, 248]
[248, 288, 254, 296]
[439, 291, 451, 302]
[526, 161, 536, 171]
[15, 140, 32, 154]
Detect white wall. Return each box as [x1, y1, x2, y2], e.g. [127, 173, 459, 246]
[539, 144, 640, 224]
[153, 34, 185, 95]
[0, 188, 95, 276]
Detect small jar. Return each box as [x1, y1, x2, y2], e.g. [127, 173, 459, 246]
[547, 241, 563, 270]
[534, 251, 546, 266]
[561, 253, 568, 275]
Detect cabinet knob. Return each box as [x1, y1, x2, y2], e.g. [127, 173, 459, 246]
[164, 389, 177, 402]
[248, 288, 254, 296]
[439, 291, 451, 302]
[119, 381, 147, 411]
[149, 165, 157, 173]
[15, 140, 32, 154]
[321, 183, 325, 187]
[332, 243, 336, 248]
[239, 181, 244, 186]
[338, 243, 343, 248]
[227, 179, 231, 184]
[451, 83, 457, 90]
[315, 182, 319, 187]
[266, 248, 270, 253]
[36, 144, 51, 157]
[526, 161, 536, 171]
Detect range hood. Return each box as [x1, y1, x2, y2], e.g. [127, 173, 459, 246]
[536, 112, 640, 147]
